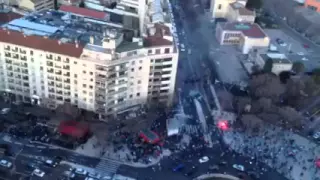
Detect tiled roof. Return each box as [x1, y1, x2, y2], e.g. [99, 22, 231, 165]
[59, 5, 107, 20]
[144, 37, 172, 47]
[220, 22, 267, 38]
[230, 2, 255, 16]
[0, 12, 22, 24]
[0, 29, 84, 58]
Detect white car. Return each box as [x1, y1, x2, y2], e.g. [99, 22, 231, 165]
[75, 168, 88, 175]
[32, 169, 45, 177]
[302, 57, 309, 61]
[0, 108, 10, 114]
[313, 132, 320, 139]
[89, 172, 101, 179]
[297, 52, 304, 56]
[233, 164, 245, 171]
[199, 156, 209, 163]
[102, 175, 113, 180]
[0, 160, 12, 168]
[45, 159, 58, 167]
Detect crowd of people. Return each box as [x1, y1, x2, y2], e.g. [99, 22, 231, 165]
[223, 124, 320, 180]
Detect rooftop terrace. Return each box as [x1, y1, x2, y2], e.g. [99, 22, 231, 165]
[1, 9, 123, 46]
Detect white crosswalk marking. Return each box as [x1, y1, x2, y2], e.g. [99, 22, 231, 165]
[183, 125, 200, 135]
[95, 159, 120, 176]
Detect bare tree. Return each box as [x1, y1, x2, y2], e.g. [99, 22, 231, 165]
[249, 73, 286, 102]
[234, 97, 252, 114]
[278, 106, 304, 129]
[240, 114, 264, 133]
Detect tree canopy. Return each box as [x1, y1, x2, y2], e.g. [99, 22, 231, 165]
[246, 0, 263, 10]
[292, 62, 305, 74]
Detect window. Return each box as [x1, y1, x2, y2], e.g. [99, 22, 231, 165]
[218, 4, 222, 9]
[30, 50, 33, 55]
[139, 67, 142, 70]
[83, 84, 87, 88]
[137, 80, 141, 84]
[83, 70, 86, 74]
[90, 78, 93, 82]
[132, 61, 135, 65]
[164, 48, 170, 54]
[74, 74, 77, 78]
[163, 58, 172, 62]
[89, 85, 93, 89]
[90, 72, 93, 75]
[74, 61, 77, 64]
[131, 68, 134, 72]
[83, 90, 87, 94]
[136, 93, 140, 96]
[155, 49, 161, 54]
[129, 94, 133, 98]
[148, 49, 152, 54]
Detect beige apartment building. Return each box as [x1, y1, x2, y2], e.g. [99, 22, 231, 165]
[210, 0, 255, 22]
[0, 10, 178, 119]
[215, 22, 270, 54]
[18, 0, 54, 12]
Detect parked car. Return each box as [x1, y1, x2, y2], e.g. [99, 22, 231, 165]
[32, 169, 45, 177]
[199, 156, 209, 163]
[313, 132, 320, 139]
[0, 159, 12, 168]
[172, 164, 184, 172]
[0, 108, 10, 115]
[45, 159, 58, 167]
[233, 164, 245, 171]
[75, 168, 88, 175]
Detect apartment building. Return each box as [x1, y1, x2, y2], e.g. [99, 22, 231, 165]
[18, 0, 54, 12]
[58, 0, 81, 6]
[305, 0, 320, 12]
[227, 2, 255, 23]
[257, 53, 293, 75]
[210, 0, 252, 19]
[215, 22, 270, 54]
[0, 9, 178, 118]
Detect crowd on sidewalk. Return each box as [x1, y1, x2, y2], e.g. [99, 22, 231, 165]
[223, 124, 320, 180]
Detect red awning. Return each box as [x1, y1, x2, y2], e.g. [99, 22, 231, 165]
[316, 159, 320, 168]
[58, 120, 89, 139]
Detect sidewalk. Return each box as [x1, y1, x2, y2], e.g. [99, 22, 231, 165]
[223, 126, 320, 180]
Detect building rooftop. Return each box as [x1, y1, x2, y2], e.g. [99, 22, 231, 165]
[0, 28, 84, 57]
[219, 22, 267, 38]
[59, 5, 109, 20]
[230, 2, 255, 16]
[0, 11, 22, 24]
[260, 53, 292, 64]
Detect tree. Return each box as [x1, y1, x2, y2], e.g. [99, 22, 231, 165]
[312, 67, 320, 84]
[292, 62, 305, 74]
[249, 73, 286, 102]
[246, 0, 263, 10]
[278, 106, 304, 129]
[240, 114, 263, 133]
[279, 71, 291, 84]
[263, 58, 273, 73]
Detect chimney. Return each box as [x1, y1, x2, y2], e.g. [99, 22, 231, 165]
[149, 27, 156, 36]
[89, 36, 94, 44]
[75, 40, 79, 48]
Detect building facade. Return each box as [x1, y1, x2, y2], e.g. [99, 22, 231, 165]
[256, 53, 293, 75]
[215, 22, 270, 54]
[210, 0, 248, 19]
[227, 2, 255, 23]
[18, 0, 54, 12]
[0, 10, 178, 118]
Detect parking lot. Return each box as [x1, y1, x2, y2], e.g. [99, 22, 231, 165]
[264, 29, 320, 71]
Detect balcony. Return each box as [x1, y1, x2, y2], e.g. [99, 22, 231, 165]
[47, 61, 53, 67]
[21, 69, 28, 74]
[20, 56, 27, 61]
[21, 63, 28, 68]
[56, 84, 63, 88]
[15, 75, 21, 79]
[5, 53, 11, 58]
[63, 65, 70, 70]
[14, 68, 20, 73]
[64, 85, 71, 90]
[48, 76, 54, 80]
[47, 68, 54, 73]
[4, 46, 10, 51]
[49, 88, 55, 93]
[22, 76, 28, 81]
[96, 74, 107, 81]
[20, 49, 26, 54]
[12, 54, 19, 59]
[5, 59, 12, 64]
[55, 78, 62, 82]
[6, 66, 13, 71]
[63, 58, 70, 63]
[12, 47, 18, 52]
[23, 82, 29, 87]
[64, 78, 70, 83]
[46, 55, 53, 60]
[55, 70, 62, 75]
[56, 91, 63, 95]
[63, 72, 70, 77]
[55, 64, 62, 69]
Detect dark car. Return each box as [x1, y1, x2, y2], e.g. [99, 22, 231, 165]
[172, 164, 184, 172]
[218, 161, 227, 166]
